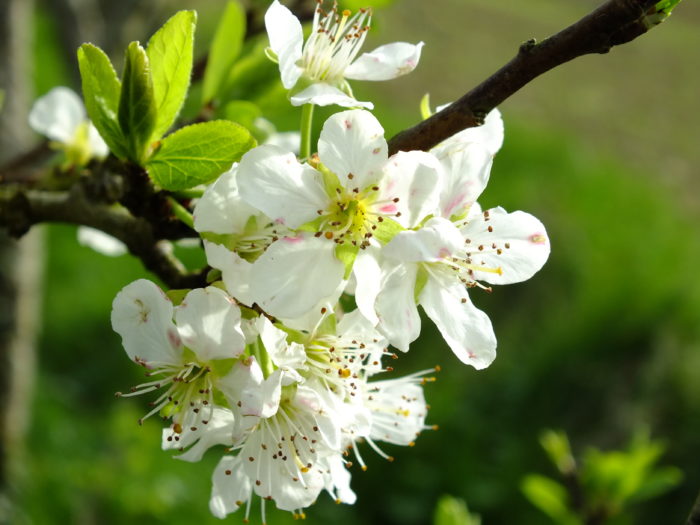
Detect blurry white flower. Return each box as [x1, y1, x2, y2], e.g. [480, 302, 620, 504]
[29, 86, 108, 165]
[77, 226, 127, 257]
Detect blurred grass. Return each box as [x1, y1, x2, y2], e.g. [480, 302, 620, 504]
[15, 1, 700, 524]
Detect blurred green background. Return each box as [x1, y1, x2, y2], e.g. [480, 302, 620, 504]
[11, 0, 700, 523]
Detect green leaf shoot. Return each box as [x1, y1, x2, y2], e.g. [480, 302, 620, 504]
[77, 43, 128, 158]
[146, 10, 197, 141]
[202, 1, 246, 104]
[118, 41, 158, 163]
[145, 120, 256, 191]
[521, 475, 581, 525]
[433, 495, 481, 525]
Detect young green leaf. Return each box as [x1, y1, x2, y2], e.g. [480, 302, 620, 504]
[145, 120, 256, 191]
[521, 475, 581, 525]
[202, 1, 246, 104]
[433, 495, 481, 525]
[146, 10, 197, 141]
[77, 44, 127, 158]
[119, 41, 158, 163]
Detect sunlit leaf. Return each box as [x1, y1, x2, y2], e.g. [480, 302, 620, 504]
[77, 43, 127, 158]
[146, 120, 256, 190]
[146, 10, 197, 140]
[118, 41, 157, 163]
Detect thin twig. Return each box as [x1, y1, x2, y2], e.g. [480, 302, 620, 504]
[388, 0, 663, 154]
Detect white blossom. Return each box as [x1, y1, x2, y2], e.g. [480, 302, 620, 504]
[373, 114, 550, 368]
[234, 109, 442, 319]
[111, 280, 246, 426]
[28, 86, 108, 165]
[265, 0, 423, 108]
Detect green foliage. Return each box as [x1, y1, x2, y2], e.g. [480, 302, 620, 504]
[433, 495, 481, 525]
[521, 475, 580, 525]
[77, 43, 128, 158]
[202, 1, 246, 104]
[118, 42, 158, 163]
[522, 430, 682, 524]
[645, 0, 683, 26]
[540, 430, 576, 476]
[580, 432, 683, 512]
[75, 9, 260, 189]
[655, 0, 682, 16]
[145, 120, 256, 190]
[147, 10, 197, 141]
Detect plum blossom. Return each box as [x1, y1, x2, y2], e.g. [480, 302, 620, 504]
[265, 0, 424, 108]
[372, 111, 550, 368]
[29, 86, 108, 166]
[111, 279, 246, 426]
[234, 108, 442, 319]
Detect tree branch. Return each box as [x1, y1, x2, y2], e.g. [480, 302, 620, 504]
[0, 182, 206, 289]
[388, 0, 664, 154]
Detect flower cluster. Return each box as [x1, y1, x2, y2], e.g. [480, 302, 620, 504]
[112, 279, 432, 520]
[107, 0, 550, 520]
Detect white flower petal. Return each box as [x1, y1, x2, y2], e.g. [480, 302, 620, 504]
[175, 287, 246, 362]
[162, 407, 234, 462]
[435, 107, 504, 156]
[28, 87, 85, 143]
[345, 41, 424, 81]
[204, 241, 255, 307]
[238, 145, 329, 229]
[323, 454, 356, 504]
[379, 151, 442, 228]
[290, 82, 373, 109]
[367, 379, 427, 446]
[264, 130, 301, 155]
[375, 262, 420, 352]
[210, 456, 252, 518]
[318, 109, 388, 191]
[278, 278, 345, 332]
[460, 207, 550, 285]
[194, 164, 260, 234]
[265, 0, 304, 89]
[77, 226, 127, 256]
[434, 142, 493, 219]
[87, 123, 109, 158]
[256, 316, 306, 372]
[258, 370, 284, 418]
[384, 217, 464, 263]
[111, 279, 181, 365]
[419, 270, 496, 369]
[218, 357, 264, 418]
[351, 247, 382, 325]
[250, 235, 345, 319]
